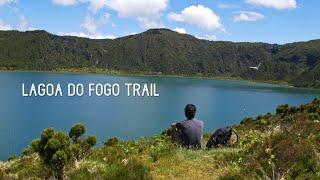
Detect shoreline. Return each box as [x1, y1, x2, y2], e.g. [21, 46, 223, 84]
[1, 68, 319, 91]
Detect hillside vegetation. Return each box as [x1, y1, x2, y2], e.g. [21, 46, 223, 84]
[0, 99, 319, 179]
[0, 29, 320, 88]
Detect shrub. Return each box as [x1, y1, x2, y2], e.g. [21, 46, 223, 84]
[7, 156, 18, 161]
[160, 128, 173, 137]
[31, 124, 97, 179]
[22, 146, 34, 156]
[104, 158, 151, 180]
[308, 113, 320, 121]
[240, 117, 253, 125]
[51, 150, 69, 178]
[276, 104, 289, 115]
[240, 128, 319, 179]
[290, 152, 320, 179]
[69, 124, 97, 160]
[316, 133, 320, 142]
[148, 135, 174, 162]
[69, 157, 151, 179]
[31, 128, 72, 180]
[0, 169, 4, 179]
[87, 136, 97, 147]
[69, 123, 86, 143]
[104, 137, 119, 147]
[289, 106, 298, 114]
[102, 144, 126, 163]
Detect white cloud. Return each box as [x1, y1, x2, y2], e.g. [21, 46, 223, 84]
[106, 0, 168, 28]
[197, 34, 217, 41]
[79, 14, 113, 39]
[245, 0, 297, 10]
[0, 2, 34, 31]
[233, 11, 264, 22]
[81, 13, 109, 34]
[77, 0, 169, 27]
[105, 34, 116, 39]
[111, 22, 116, 28]
[86, 0, 106, 12]
[81, 15, 97, 34]
[173, 28, 187, 34]
[51, 0, 169, 28]
[0, 18, 34, 31]
[100, 12, 111, 25]
[58, 32, 89, 38]
[0, 19, 12, 30]
[18, 15, 29, 30]
[168, 5, 224, 32]
[58, 31, 116, 39]
[136, 17, 164, 29]
[52, 0, 77, 6]
[0, 0, 15, 5]
[106, 0, 168, 18]
[218, 3, 238, 9]
[51, 0, 103, 12]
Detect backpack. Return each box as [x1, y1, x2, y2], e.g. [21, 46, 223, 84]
[206, 127, 238, 148]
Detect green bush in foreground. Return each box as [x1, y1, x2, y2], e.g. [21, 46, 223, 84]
[30, 124, 97, 179]
[31, 128, 72, 179]
[69, 123, 97, 160]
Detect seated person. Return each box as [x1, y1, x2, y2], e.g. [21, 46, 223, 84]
[171, 104, 204, 148]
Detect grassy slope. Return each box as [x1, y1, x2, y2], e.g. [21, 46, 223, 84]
[1, 99, 320, 179]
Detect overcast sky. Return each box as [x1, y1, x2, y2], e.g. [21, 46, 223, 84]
[0, 0, 318, 44]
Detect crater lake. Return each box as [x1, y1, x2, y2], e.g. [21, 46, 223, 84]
[0, 72, 319, 160]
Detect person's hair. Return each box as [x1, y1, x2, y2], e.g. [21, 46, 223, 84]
[185, 104, 196, 120]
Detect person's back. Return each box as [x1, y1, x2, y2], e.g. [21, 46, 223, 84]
[172, 104, 204, 148]
[177, 118, 204, 148]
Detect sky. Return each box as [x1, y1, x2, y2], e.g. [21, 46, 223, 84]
[0, 0, 319, 44]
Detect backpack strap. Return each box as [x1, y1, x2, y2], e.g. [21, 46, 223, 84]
[231, 129, 239, 145]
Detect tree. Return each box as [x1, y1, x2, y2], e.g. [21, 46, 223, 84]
[86, 135, 97, 147]
[69, 123, 97, 160]
[31, 124, 97, 179]
[32, 128, 72, 180]
[51, 150, 68, 180]
[69, 123, 85, 143]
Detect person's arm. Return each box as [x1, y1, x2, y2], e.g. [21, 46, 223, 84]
[171, 123, 177, 130]
[171, 122, 184, 131]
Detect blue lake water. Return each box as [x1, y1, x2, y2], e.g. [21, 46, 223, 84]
[0, 72, 319, 160]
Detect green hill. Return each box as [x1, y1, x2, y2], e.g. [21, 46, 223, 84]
[0, 99, 319, 179]
[1, 29, 320, 88]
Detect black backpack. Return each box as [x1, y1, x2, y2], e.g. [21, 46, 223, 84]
[206, 127, 238, 148]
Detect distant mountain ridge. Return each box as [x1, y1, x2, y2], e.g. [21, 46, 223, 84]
[0, 28, 319, 88]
